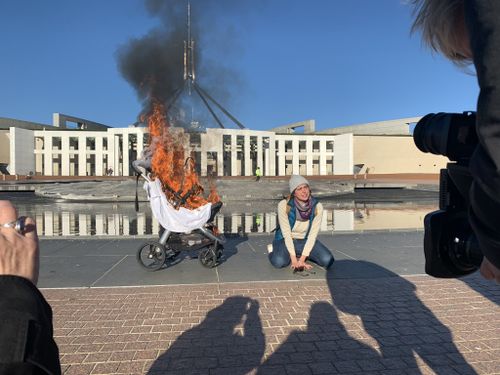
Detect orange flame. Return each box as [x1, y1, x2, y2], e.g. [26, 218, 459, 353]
[147, 102, 220, 209]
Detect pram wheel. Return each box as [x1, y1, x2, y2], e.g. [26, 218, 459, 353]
[137, 242, 167, 271]
[199, 244, 221, 268]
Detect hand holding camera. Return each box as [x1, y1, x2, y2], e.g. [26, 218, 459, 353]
[480, 256, 500, 283]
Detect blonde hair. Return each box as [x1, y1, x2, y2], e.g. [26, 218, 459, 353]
[411, 0, 471, 65]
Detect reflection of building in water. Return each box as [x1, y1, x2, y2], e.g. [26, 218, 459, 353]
[351, 205, 436, 231]
[33, 206, 434, 237]
[1, 114, 447, 177]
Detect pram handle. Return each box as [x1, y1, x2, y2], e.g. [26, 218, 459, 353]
[208, 201, 223, 223]
[132, 160, 152, 182]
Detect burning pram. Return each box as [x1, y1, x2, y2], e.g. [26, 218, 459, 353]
[133, 157, 225, 271]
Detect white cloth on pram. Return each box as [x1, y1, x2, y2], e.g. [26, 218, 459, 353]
[144, 179, 212, 233]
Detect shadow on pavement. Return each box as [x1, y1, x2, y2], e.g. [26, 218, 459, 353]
[257, 301, 380, 375]
[258, 260, 478, 374]
[459, 273, 500, 306]
[217, 233, 249, 265]
[146, 296, 264, 375]
[329, 260, 478, 374]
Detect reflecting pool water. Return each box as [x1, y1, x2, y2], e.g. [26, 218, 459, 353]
[5, 192, 438, 237]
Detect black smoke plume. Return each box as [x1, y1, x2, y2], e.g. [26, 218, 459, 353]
[117, 0, 262, 129]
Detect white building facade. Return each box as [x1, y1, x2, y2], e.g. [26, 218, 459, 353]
[4, 122, 354, 177]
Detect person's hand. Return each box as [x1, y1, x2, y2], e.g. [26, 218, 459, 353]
[290, 256, 301, 271]
[296, 255, 313, 271]
[0, 200, 39, 285]
[480, 257, 500, 284]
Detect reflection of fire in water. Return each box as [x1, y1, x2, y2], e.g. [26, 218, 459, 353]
[147, 101, 220, 209]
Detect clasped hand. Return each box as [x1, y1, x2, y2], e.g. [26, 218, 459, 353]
[290, 255, 312, 271]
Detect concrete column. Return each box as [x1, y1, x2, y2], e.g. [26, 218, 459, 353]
[269, 137, 276, 176]
[232, 215, 242, 234]
[200, 134, 208, 176]
[36, 151, 43, 176]
[52, 113, 63, 128]
[114, 135, 121, 176]
[136, 130, 144, 158]
[62, 212, 70, 236]
[267, 213, 277, 233]
[151, 216, 158, 236]
[122, 132, 129, 177]
[107, 134, 115, 175]
[96, 214, 104, 236]
[216, 216, 224, 233]
[306, 139, 313, 176]
[319, 140, 327, 175]
[256, 214, 264, 233]
[123, 215, 130, 236]
[108, 215, 120, 235]
[44, 212, 54, 236]
[217, 137, 224, 177]
[257, 136, 263, 171]
[44, 136, 53, 176]
[244, 135, 251, 176]
[79, 214, 88, 236]
[136, 213, 145, 235]
[78, 136, 86, 176]
[35, 215, 44, 236]
[292, 139, 299, 174]
[245, 214, 253, 234]
[95, 137, 103, 176]
[333, 133, 353, 175]
[264, 148, 270, 177]
[61, 136, 70, 176]
[278, 139, 286, 176]
[231, 134, 238, 176]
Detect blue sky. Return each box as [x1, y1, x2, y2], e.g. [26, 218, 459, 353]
[0, 0, 478, 131]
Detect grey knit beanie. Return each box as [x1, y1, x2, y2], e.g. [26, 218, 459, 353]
[289, 175, 309, 193]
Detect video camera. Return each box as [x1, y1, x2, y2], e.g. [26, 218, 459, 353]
[413, 112, 484, 278]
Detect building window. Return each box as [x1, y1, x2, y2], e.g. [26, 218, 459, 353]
[223, 135, 231, 151]
[313, 141, 320, 152]
[52, 137, 61, 150]
[86, 137, 95, 150]
[299, 141, 306, 152]
[69, 137, 78, 151]
[190, 133, 201, 148]
[327, 140, 334, 152]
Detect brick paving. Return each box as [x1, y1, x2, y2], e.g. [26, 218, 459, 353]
[43, 274, 499, 375]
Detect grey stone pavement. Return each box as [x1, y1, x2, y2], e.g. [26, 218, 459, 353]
[38, 231, 500, 375]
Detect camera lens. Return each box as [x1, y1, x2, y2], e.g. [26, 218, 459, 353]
[414, 113, 449, 155]
[413, 112, 477, 161]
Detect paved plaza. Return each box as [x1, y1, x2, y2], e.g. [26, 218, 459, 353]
[39, 231, 500, 375]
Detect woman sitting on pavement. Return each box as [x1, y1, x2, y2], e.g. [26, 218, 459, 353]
[269, 175, 334, 270]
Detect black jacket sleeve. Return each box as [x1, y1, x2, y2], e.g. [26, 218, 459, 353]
[464, 0, 500, 269]
[0, 276, 61, 375]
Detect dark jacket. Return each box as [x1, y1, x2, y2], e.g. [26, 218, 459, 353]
[465, 0, 500, 269]
[0, 276, 61, 375]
